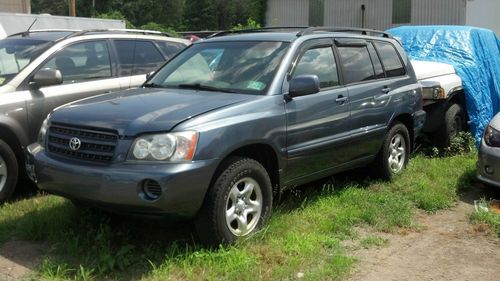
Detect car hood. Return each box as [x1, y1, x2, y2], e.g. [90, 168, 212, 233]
[411, 60, 456, 80]
[50, 88, 253, 136]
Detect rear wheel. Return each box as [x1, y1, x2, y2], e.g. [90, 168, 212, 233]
[0, 139, 18, 204]
[195, 157, 272, 245]
[374, 122, 410, 180]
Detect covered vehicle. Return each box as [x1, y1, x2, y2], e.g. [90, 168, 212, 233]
[388, 25, 500, 144]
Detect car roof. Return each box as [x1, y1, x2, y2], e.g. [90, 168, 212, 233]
[7, 31, 74, 42]
[199, 27, 394, 43]
[6, 29, 190, 44]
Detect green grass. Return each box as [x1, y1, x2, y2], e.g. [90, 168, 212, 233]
[470, 203, 500, 237]
[0, 151, 478, 281]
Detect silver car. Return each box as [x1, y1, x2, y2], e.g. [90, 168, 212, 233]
[477, 113, 500, 187]
[0, 29, 190, 203]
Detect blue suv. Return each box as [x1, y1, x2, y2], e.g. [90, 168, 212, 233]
[27, 27, 425, 245]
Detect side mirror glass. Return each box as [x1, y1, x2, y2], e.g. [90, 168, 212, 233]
[30, 68, 63, 88]
[288, 75, 320, 98]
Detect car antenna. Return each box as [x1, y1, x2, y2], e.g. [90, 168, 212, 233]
[22, 18, 38, 37]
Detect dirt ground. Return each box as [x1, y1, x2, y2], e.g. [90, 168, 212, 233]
[0, 240, 44, 281]
[348, 186, 500, 281]
[0, 186, 499, 281]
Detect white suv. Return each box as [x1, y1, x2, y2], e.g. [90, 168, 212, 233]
[0, 29, 190, 203]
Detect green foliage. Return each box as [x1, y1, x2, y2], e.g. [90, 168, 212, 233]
[444, 131, 476, 156]
[231, 18, 262, 31]
[95, 11, 135, 28]
[419, 132, 476, 158]
[31, 0, 269, 32]
[139, 22, 179, 36]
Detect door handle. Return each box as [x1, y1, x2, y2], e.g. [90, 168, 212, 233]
[335, 95, 348, 104]
[381, 87, 391, 93]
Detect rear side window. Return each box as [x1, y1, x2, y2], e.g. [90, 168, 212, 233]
[132, 41, 165, 75]
[113, 40, 135, 76]
[337, 46, 375, 84]
[156, 41, 185, 59]
[367, 43, 385, 79]
[374, 42, 406, 77]
[113, 40, 167, 76]
[293, 46, 339, 88]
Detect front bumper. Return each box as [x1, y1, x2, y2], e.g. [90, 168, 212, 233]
[26, 143, 220, 218]
[476, 138, 500, 188]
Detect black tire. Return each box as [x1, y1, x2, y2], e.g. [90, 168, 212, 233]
[195, 157, 273, 246]
[0, 139, 19, 204]
[435, 103, 464, 147]
[374, 122, 410, 180]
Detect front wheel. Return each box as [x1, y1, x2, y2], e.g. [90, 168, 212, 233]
[195, 157, 273, 245]
[374, 122, 410, 180]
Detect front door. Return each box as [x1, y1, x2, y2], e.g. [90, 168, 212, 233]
[285, 39, 351, 182]
[22, 40, 122, 141]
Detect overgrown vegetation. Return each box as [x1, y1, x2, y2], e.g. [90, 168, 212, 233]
[31, 0, 268, 32]
[0, 145, 478, 280]
[470, 200, 500, 237]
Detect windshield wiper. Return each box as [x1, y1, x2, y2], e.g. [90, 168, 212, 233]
[143, 82, 165, 88]
[178, 83, 237, 93]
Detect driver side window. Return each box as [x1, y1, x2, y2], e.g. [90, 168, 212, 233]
[41, 41, 112, 84]
[293, 46, 339, 89]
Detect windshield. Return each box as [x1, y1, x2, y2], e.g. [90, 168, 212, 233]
[0, 38, 52, 86]
[146, 41, 290, 95]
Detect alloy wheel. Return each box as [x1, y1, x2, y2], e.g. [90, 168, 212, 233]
[225, 177, 263, 236]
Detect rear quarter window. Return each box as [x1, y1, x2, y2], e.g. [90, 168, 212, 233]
[374, 41, 406, 77]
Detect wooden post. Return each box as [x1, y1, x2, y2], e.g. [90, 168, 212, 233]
[69, 0, 76, 17]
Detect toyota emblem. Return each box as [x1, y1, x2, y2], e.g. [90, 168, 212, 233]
[69, 137, 82, 151]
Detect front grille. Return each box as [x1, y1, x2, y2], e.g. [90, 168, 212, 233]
[47, 123, 118, 163]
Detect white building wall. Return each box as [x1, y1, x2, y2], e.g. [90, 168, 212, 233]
[0, 0, 30, 13]
[267, 0, 479, 31]
[266, 0, 309, 27]
[324, 0, 392, 30]
[412, 0, 465, 25]
[466, 0, 500, 35]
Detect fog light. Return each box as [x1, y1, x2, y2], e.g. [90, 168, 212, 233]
[142, 179, 162, 200]
[485, 165, 494, 175]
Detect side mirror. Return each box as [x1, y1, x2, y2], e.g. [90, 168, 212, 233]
[30, 68, 63, 88]
[146, 71, 155, 80]
[288, 75, 320, 98]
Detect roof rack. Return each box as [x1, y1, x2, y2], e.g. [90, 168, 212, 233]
[8, 29, 80, 37]
[298, 27, 392, 38]
[65, 28, 174, 39]
[208, 26, 309, 38]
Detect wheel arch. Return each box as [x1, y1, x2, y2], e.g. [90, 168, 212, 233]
[391, 113, 414, 151]
[447, 89, 468, 122]
[214, 143, 281, 196]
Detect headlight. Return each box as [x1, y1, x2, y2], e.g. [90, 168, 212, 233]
[484, 125, 500, 147]
[422, 87, 445, 100]
[129, 131, 198, 161]
[37, 117, 49, 144]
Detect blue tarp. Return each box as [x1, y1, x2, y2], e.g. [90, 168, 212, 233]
[387, 25, 500, 144]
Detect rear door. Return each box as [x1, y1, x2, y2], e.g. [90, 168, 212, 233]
[285, 39, 351, 182]
[336, 39, 393, 161]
